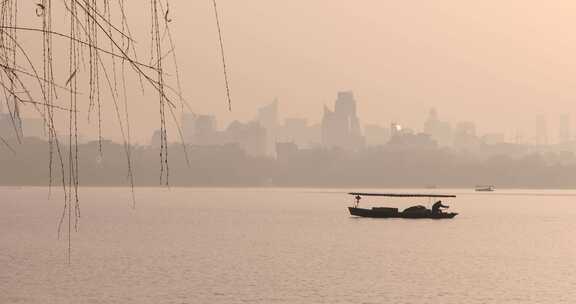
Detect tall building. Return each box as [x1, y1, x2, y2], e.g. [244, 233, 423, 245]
[256, 99, 278, 130]
[321, 91, 364, 150]
[255, 99, 278, 156]
[195, 114, 218, 145]
[180, 112, 219, 145]
[223, 121, 267, 157]
[423, 108, 452, 147]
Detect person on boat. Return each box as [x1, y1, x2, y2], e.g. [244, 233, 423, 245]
[432, 200, 449, 214]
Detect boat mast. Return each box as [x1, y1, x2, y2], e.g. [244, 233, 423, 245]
[354, 195, 361, 207]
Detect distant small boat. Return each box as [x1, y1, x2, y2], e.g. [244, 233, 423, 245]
[475, 185, 495, 192]
[347, 192, 458, 219]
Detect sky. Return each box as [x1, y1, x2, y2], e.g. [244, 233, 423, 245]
[15, 0, 576, 143]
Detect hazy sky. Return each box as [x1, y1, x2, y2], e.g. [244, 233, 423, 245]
[16, 1, 576, 143]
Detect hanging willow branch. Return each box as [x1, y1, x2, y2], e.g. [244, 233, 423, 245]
[0, 0, 232, 262]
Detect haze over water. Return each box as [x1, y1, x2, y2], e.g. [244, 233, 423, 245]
[2, 187, 576, 303]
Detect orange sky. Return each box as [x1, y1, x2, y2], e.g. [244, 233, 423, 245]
[16, 0, 576, 143]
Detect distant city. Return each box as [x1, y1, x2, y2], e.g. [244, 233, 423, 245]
[160, 90, 576, 158]
[3, 91, 576, 188]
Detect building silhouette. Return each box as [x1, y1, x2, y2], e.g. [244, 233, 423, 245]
[535, 114, 548, 145]
[255, 99, 279, 156]
[181, 112, 197, 143]
[481, 133, 506, 145]
[321, 91, 364, 150]
[223, 121, 267, 157]
[179, 110, 269, 156]
[277, 118, 321, 148]
[364, 124, 390, 146]
[423, 108, 452, 147]
[195, 114, 219, 145]
[454, 121, 479, 149]
[181, 112, 219, 145]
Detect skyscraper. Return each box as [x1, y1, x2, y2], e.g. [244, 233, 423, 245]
[321, 91, 364, 150]
[423, 108, 452, 147]
[195, 114, 218, 145]
[255, 99, 279, 156]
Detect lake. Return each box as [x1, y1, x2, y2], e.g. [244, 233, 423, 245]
[2, 187, 576, 303]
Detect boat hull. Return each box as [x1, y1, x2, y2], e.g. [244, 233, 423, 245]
[348, 207, 457, 219]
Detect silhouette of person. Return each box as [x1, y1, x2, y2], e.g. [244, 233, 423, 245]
[432, 200, 449, 214]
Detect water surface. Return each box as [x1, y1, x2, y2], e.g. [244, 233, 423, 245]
[2, 187, 576, 303]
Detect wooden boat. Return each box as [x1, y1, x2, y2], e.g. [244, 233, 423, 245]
[348, 207, 457, 218]
[347, 192, 458, 219]
[475, 185, 495, 192]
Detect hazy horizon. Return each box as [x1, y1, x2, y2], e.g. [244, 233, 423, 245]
[12, 1, 576, 143]
[5, 3, 576, 302]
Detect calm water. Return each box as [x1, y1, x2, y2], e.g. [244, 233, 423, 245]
[2, 187, 576, 303]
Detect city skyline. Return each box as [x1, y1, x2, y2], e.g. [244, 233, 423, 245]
[171, 91, 576, 150]
[9, 1, 576, 145]
[5, 2, 576, 304]
[7, 90, 576, 149]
